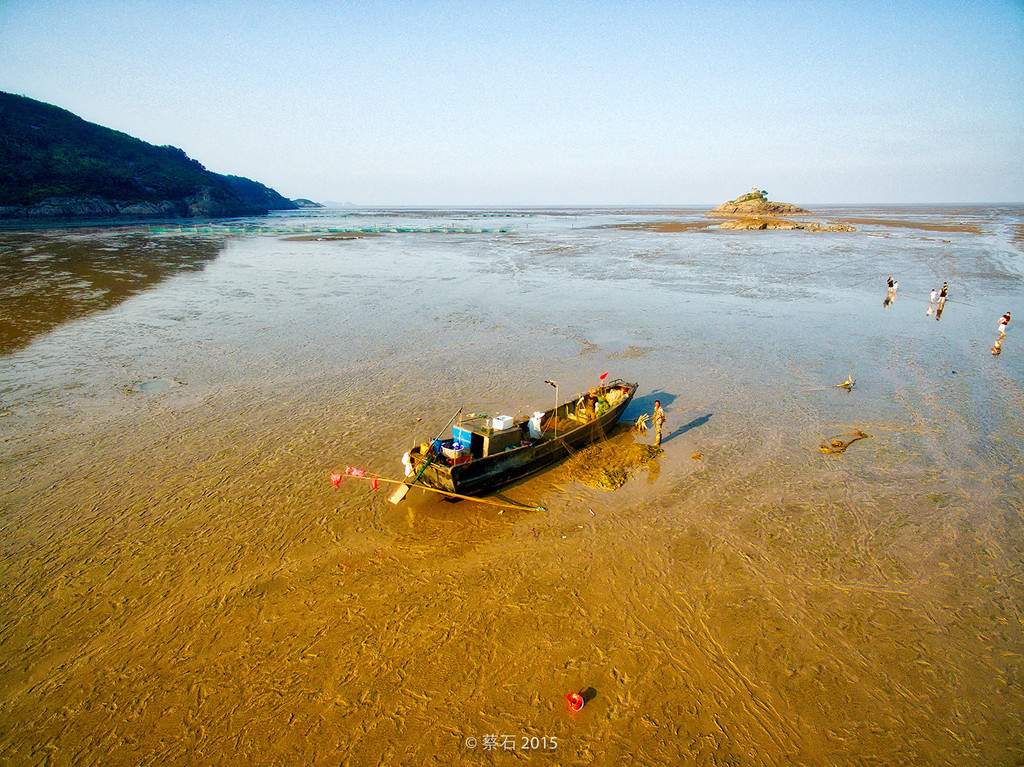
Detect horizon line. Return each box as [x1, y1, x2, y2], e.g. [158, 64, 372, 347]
[307, 201, 1024, 209]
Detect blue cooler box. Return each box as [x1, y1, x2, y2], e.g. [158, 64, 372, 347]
[452, 426, 483, 458]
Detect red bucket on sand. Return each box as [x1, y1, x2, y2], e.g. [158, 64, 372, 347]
[567, 692, 584, 711]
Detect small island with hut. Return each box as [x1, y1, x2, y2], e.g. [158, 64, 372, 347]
[707, 188, 855, 231]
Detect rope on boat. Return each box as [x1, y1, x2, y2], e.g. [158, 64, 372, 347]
[331, 469, 546, 512]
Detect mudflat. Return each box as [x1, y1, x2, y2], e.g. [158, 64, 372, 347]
[1, 206, 1022, 764]
[840, 218, 984, 234]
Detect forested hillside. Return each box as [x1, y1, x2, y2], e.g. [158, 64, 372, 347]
[0, 92, 297, 218]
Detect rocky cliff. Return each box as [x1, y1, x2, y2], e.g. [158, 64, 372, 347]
[1, 190, 265, 220]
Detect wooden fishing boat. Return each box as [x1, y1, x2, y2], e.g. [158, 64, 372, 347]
[399, 379, 638, 498]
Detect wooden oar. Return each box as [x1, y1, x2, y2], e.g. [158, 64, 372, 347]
[344, 473, 544, 511]
[389, 407, 464, 505]
[389, 454, 434, 504]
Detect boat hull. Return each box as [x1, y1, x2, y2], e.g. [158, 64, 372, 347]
[410, 381, 637, 497]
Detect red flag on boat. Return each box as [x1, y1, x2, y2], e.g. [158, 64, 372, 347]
[599, 372, 608, 381]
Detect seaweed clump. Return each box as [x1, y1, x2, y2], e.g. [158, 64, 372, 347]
[563, 442, 663, 490]
[820, 430, 870, 454]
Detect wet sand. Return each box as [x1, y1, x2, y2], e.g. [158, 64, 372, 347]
[1, 208, 1022, 764]
[610, 221, 718, 233]
[612, 215, 980, 235]
[840, 218, 984, 234]
[0, 230, 223, 354]
[281, 233, 377, 241]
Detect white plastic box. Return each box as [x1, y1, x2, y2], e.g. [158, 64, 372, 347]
[491, 415, 514, 431]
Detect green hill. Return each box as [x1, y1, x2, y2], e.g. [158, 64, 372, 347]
[0, 92, 297, 219]
[218, 174, 296, 212]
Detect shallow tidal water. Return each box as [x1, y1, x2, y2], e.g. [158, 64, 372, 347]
[1, 206, 1022, 765]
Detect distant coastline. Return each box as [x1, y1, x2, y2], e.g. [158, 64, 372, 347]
[607, 197, 1007, 235]
[0, 92, 316, 221]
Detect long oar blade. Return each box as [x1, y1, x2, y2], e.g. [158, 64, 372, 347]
[389, 409, 461, 506]
[389, 482, 411, 504]
[390, 454, 434, 505]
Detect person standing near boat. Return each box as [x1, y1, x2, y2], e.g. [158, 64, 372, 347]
[998, 311, 1010, 337]
[652, 400, 666, 447]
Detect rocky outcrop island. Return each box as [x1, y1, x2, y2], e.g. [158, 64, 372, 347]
[0, 91, 310, 221]
[707, 189, 854, 231]
[708, 188, 809, 218]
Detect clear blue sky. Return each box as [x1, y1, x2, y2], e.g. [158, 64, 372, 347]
[2, 0, 1022, 205]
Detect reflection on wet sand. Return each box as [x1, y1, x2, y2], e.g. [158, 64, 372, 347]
[0, 230, 223, 354]
[993, 318, 1010, 356]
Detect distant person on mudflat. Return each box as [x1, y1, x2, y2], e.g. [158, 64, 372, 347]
[998, 312, 1010, 336]
[936, 282, 948, 316]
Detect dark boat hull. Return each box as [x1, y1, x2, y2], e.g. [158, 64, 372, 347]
[410, 381, 637, 496]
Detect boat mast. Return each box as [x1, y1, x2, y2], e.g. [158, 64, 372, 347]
[544, 379, 558, 438]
